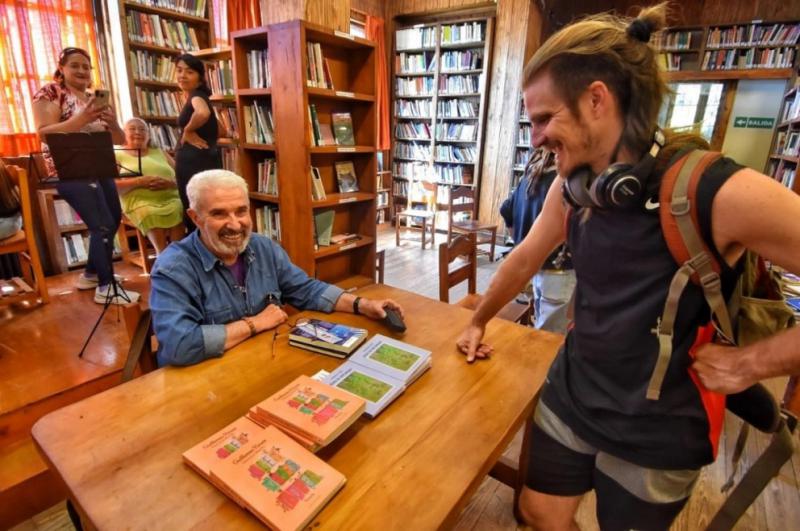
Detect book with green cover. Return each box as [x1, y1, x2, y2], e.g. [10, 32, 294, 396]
[331, 112, 355, 146]
[313, 209, 334, 246]
[334, 161, 359, 193]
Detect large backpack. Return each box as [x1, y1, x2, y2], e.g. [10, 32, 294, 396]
[648, 149, 797, 530]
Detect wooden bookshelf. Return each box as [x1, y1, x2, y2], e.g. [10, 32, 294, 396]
[391, 17, 494, 227]
[118, 0, 221, 151]
[654, 20, 800, 81]
[194, 46, 239, 173]
[511, 94, 532, 191]
[765, 63, 800, 194]
[232, 21, 377, 284]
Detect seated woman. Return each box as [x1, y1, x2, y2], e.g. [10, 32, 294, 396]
[0, 160, 22, 241]
[115, 118, 184, 255]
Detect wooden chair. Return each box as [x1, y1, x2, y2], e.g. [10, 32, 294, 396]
[446, 186, 498, 261]
[121, 303, 157, 383]
[395, 181, 437, 249]
[117, 215, 156, 274]
[439, 233, 530, 324]
[375, 248, 385, 284]
[0, 166, 49, 306]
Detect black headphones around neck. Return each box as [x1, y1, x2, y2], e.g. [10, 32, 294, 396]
[562, 129, 665, 210]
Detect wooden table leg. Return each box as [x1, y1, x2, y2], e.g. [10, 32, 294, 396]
[421, 218, 427, 249]
[514, 415, 533, 524]
[489, 228, 496, 262]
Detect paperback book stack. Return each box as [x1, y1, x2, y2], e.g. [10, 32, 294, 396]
[289, 319, 368, 358]
[183, 417, 346, 531]
[326, 335, 432, 417]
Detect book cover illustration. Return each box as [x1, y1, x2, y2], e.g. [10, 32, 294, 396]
[331, 112, 355, 146]
[210, 425, 345, 531]
[326, 363, 405, 417]
[183, 416, 266, 476]
[290, 319, 367, 351]
[313, 210, 334, 247]
[349, 334, 432, 384]
[334, 161, 359, 193]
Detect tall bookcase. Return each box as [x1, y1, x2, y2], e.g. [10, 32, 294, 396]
[232, 21, 377, 285]
[119, 0, 220, 150]
[194, 46, 239, 173]
[511, 94, 532, 190]
[766, 74, 800, 194]
[653, 20, 800, 81]
[390, 17, 494, 224]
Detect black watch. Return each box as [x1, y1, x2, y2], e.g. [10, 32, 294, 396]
[353, 296, 362, 315]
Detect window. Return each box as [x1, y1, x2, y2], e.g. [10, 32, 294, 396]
[658, 82, 726, 143]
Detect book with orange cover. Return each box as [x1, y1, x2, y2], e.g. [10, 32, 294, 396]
[254, 375, 365, 447]
[247, 408, 322, 452]
[209, 425, 345, 531]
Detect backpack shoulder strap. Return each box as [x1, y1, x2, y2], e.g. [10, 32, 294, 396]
[647, 149, 735, 400]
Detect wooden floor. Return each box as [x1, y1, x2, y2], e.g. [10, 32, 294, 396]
[8, 225, 800, 530]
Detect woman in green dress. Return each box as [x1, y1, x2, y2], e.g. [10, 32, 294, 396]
[115, 118, 184, 255]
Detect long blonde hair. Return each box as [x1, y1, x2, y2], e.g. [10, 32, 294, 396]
[522, 3, 670, 158]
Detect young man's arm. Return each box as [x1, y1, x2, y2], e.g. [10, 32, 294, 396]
[693, 168, 800, 393]
[457, 176, 568, 362]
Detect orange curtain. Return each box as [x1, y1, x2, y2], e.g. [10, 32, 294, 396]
[227, 0, 262, 34]
[0, 0, 101, 156]
[366, 16, 390, 150]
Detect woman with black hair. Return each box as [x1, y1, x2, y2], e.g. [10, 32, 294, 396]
[174, 53, 222, 231]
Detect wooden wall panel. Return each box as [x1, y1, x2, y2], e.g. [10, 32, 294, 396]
[479, 0, 540, 225]
[351, 0, 387, 18]
[259, 0, 350, 31]
[391, 0, 497, 17]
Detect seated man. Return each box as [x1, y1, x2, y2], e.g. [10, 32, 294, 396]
[150, 169, 403, 366]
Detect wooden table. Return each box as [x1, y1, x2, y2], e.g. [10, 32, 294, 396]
[32, 284, 562, 530]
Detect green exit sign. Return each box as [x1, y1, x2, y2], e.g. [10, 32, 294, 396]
[733, 116, 775, 129]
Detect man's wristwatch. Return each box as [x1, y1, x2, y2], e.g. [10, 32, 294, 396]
[243, 317, 257, 337]
[353, 296, 362, 315]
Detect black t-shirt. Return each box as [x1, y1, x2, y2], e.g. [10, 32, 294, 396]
[178, 89, 218, 148]
[542, 155, 744, 470]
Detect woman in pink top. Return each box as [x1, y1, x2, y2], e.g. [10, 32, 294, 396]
[32, 47, 139, 304]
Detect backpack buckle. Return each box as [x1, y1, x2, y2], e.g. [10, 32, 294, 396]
[671, 196, 690, 216]
[700, 271, 721, 291]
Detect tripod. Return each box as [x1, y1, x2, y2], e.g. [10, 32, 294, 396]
[45, 132, 142, 358]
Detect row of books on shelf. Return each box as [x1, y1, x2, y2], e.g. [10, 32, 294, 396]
[149, 123, 180, 149]
[183, 333, 432, 529]
[705, 23, 800, 48]
[653, 30, 693, 50]
[658, 52, 684, 72]
[778, 167, 797, 190]
[214, 106, 238, 138]
[395, 99, 432, 118]
[308, 107, 355, 147]
[395, 122, 431, 139]
[701, 47, 796, 70]
[257, 159, 278, 195]
[436, 123, 477, 142]
[130, 50, 176, 84]
[206, 59, 233, 96]
[438, 74, 481, 94]
[62, 234, 121, 266]
[306, 42, 334, 90]
[395, 76, 435, 96]
[396, 26, 437, 50]
[441, 49, 483, 70]
[775, 131, 800, 156]
[243, 102, 275, 144]
[393, 180, 408, 197]
[135, 87, 183, 117]
[126, 11, 200, 51]
[435, 164, 473, 184]
[392, 162, 473, 184]
[127, 0, 207, 18]
[53, 199, 81, 226]
[515, 150, 531, 166]
[222, 147, 238, 173]
[782, 91, 800, 123]
[395, 52, 436, 73]
[312, 211, 362, 249]
[440, 22, 485, 45]
[377, 190, 389, 207]
[246, 49, 271, 89]
[518, 125, 531, 145]
[309, 162, 359, 202]
[437, 145, 476, 163]
[394, 142, 430, 160]
[439, 98, 478, 117]
[255, 205, 280, 242]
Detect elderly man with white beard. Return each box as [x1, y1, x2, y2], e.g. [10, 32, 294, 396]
[149, 169, 403, 366]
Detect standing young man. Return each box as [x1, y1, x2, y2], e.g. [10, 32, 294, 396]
[457, 3, 800, 529]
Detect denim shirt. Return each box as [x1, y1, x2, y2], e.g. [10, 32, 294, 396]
[150, 231, 344, 366]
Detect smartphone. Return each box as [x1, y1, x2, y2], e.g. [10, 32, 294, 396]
[93, 89, 110, 108]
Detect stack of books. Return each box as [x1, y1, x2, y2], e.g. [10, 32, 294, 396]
[183, 417, 345, 531]
[289, 319, 368, 358]
[326, 335, 431, 417]
[246, 375, 366, 449]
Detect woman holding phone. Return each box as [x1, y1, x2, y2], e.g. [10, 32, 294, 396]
[173, 53, 221, 232]
[32, 47, 140, 304]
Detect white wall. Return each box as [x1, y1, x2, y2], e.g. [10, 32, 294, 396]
[721, 79, 786, 171]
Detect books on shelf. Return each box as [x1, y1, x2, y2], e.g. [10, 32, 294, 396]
[784, 132, 800, 157]
[435, 123, 477, 142]
[329, 233, 360, 245]
[246, 49, 271, 89]
[325, 335, 432, 417]
[394, 121, 431, 140]
[394, 142, 431, 161]
[779, 167, 797, 189]
[395, 52, 436, 74]
[435, 145, 476, 164]
[701, 47, 796, 70]
[313, 209, 334, 247]
[437, 98, 477, 117]
[396, 26, 437, 50]
[243, 102, 275, 144]
[257, 159, 278, 195]
[653, 30, 694, 50]
[130, 50, 176, 83]
[214, 106, 239, 138]
[148, 123, 180, 149]
[783, 92, 800, 122]
[184, 420, 345, 531]
[53, 199, 82, 226]
[318, 123, 336, 147]
[221, 147, 238, 173]
[395, 76, 435, 97]
[438, 74, 480, 95]
[395, 99, 433, 118]
[250, 375, 366, 447]
[331, 113, 355, 146]
[334, 161, 359, 193]
[441, 50, 483, 70]
[206, 59, 234, 96]
[310, 167, 327, 200]
[306, 42, 333, 89]
[440, 21, 484, 45]
[135, 87, 183, 117]
[128, 0, 207, 18]
[126, 11, 200, 51]
[255, 205, 281, 242]
[706, 23, 800, 48]
[434, 164, 473, 185]
[289, 319, 368, 358]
